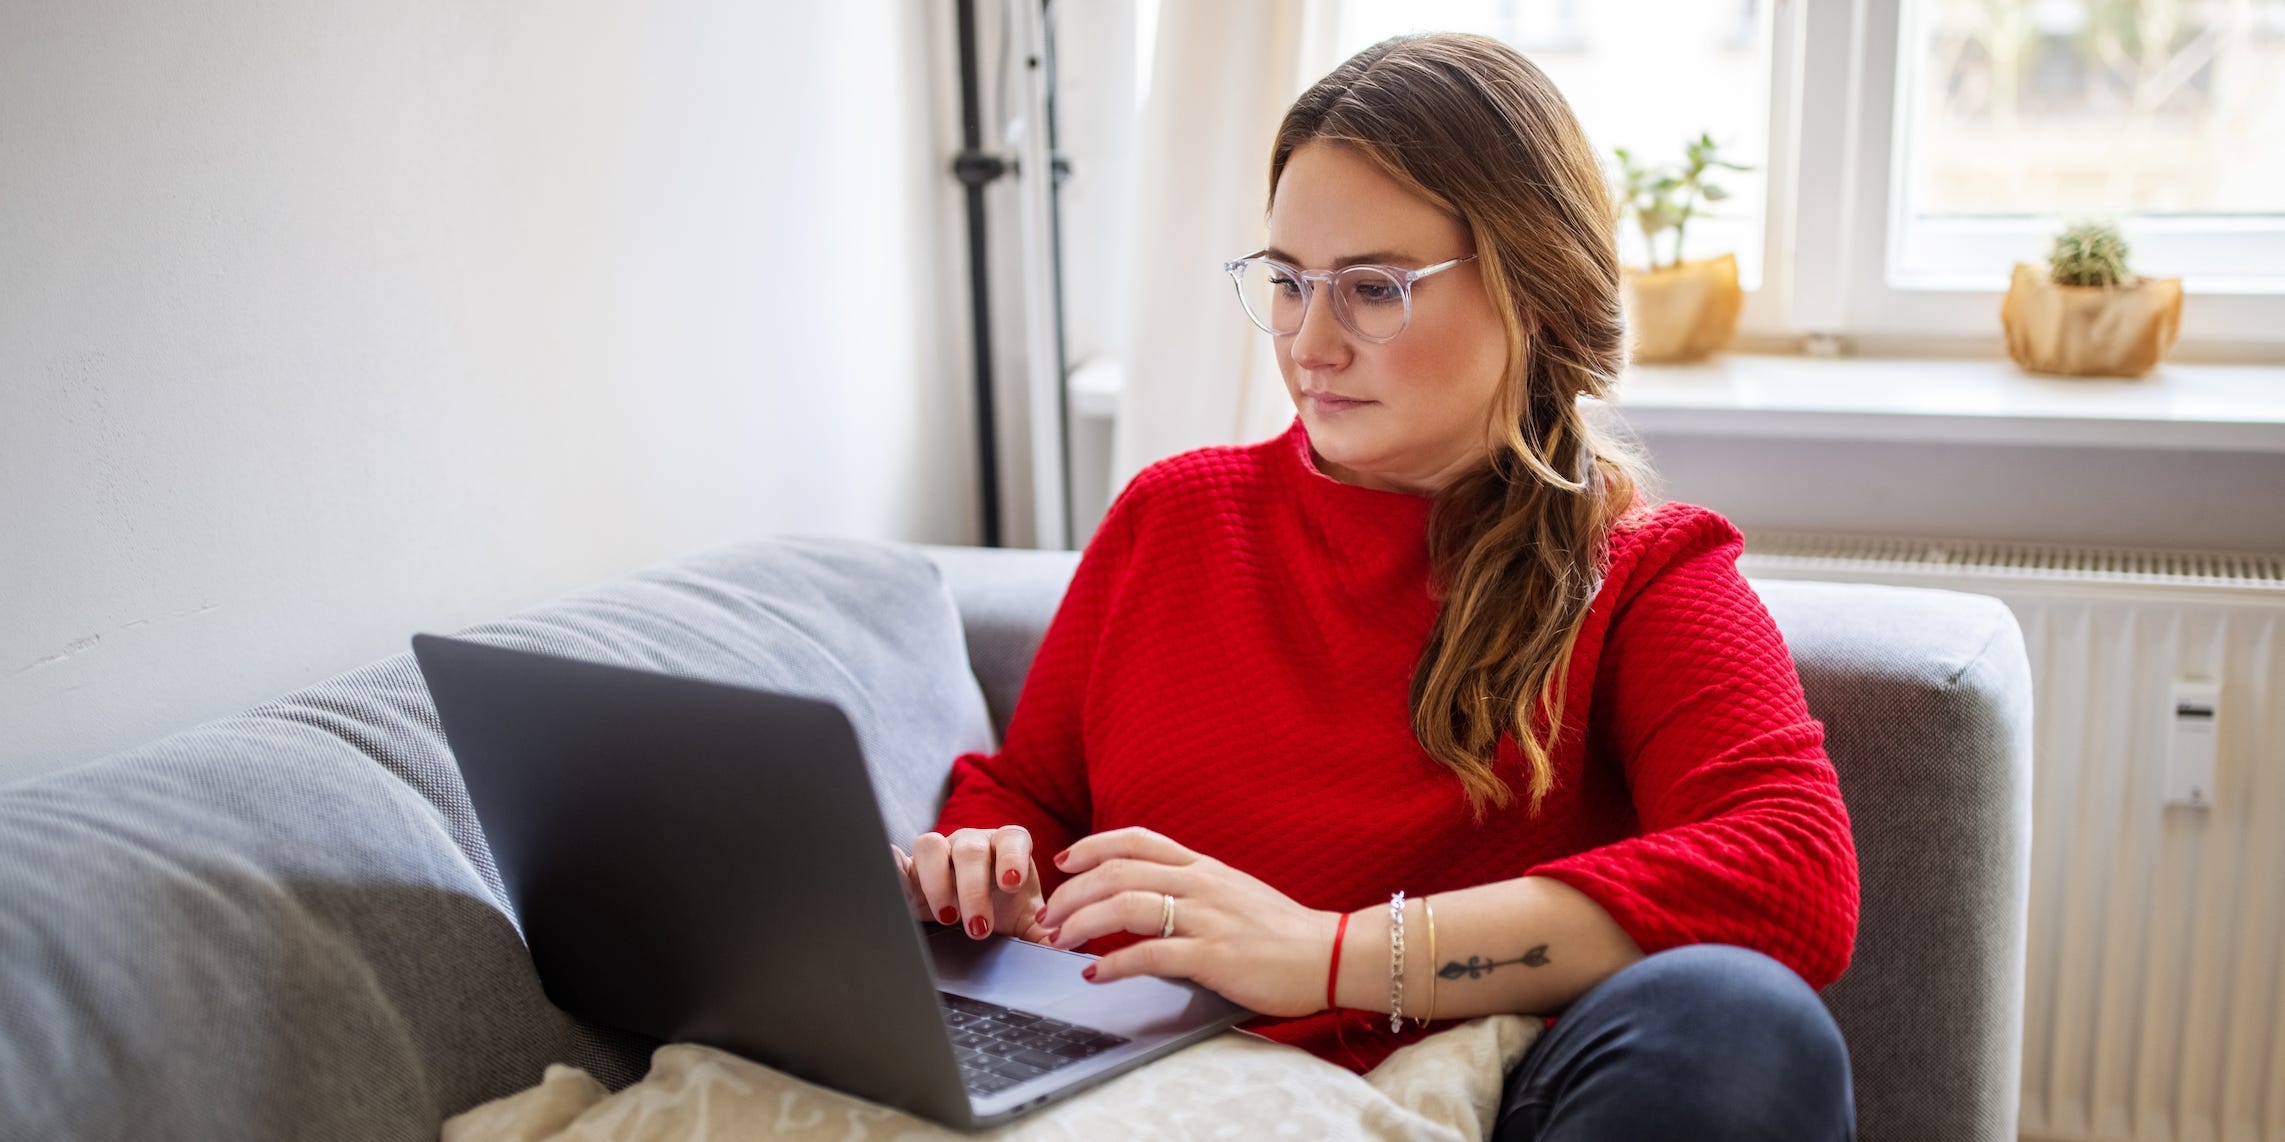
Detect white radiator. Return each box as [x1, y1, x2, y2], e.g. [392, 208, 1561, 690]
[1736, 530, 2285, 1142]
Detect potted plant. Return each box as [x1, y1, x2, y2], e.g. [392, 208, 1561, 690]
[1613, 132, 1752, 364]
[2000, 220, 2183, 378]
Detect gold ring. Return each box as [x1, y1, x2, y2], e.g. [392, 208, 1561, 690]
[1159, 893, 1176, 939]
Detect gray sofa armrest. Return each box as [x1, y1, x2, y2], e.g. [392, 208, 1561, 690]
[1754, 578, 2032, 1142]
[0, 537, 1000, 1140]
[918, 546, 2033, 1142]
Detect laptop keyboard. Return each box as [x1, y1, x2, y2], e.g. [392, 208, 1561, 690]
[939, 991, 1132, 1096]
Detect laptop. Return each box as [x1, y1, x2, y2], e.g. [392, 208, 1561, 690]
[410, 633, 1254, 1131]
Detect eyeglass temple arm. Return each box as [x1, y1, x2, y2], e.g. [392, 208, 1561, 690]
[1407, 254, 1477, 280]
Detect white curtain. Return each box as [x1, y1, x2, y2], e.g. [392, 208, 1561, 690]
[1106, 0, 1345, 496]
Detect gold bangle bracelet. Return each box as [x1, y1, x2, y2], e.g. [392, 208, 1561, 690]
[1417, 895, 1437, 1029]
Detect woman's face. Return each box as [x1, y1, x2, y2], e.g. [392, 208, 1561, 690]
[1266, 141, 1511, 496]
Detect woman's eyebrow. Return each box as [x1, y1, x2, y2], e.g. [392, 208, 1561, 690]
[1262, 246, 1420, 269]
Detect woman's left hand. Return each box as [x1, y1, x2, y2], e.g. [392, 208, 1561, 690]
[1036, 826, 1339, 1019]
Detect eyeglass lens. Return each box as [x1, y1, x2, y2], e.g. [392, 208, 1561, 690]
[1232, 261, 1411, 342]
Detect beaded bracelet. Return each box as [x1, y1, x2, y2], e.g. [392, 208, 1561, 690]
[1387, 890, 1407, 1033]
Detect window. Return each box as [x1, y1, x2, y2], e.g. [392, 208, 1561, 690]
[1338, 0, 1777, 289]
[1892, 0, 2285, 288]
[1334, 0, 2285, 348]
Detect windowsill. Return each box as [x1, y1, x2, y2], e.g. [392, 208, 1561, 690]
[1598, 354, 2285, 454]
[1072, 352, 2285, 454]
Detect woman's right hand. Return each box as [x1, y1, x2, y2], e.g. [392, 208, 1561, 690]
[893, 825, 1055, 945]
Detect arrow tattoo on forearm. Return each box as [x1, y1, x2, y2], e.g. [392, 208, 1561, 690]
[1438, 945, 1551, 981]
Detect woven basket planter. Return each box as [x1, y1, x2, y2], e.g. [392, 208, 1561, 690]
[1999, 262, 2183, 378]
[1621, 252, 1744, 364]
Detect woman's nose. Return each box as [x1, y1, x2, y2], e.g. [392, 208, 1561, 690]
[1287, 287, 1350, 369]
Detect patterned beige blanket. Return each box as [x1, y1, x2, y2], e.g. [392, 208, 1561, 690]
[443, 1014, 1543, 1142]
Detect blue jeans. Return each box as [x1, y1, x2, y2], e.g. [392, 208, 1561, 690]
[1492, 944, 1856, 1142]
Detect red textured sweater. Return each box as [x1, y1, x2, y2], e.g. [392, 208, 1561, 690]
[934, 415, 1859, 1074]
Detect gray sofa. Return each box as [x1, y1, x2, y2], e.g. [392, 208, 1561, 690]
[0, 536, 2032, 1142]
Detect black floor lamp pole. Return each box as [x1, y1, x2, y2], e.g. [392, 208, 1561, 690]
[1039, 0, 1075, 551]
[952, 0, 1005, 548]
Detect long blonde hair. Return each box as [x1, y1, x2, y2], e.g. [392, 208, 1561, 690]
[1271, 32, 1663, 823]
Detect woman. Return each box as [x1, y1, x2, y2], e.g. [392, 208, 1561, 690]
[896, 32, 1858, 1141]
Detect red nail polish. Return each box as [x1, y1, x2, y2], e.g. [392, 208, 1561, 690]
[1002, 869, 1019, 887]
[1081, 964, 1097, 981]
[1035, 905, 1048, 924]
[938, 906, 957, 925]
[1053, 848, 1071, 867]
[968, 916, 988, 938]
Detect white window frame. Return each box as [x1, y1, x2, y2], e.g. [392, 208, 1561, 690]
[1762, 0, 2285, 355]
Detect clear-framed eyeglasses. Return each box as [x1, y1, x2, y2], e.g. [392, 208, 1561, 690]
[1221, 250, 1477, 344]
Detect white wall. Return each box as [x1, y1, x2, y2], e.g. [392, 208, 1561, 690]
[0, 1, 977, 784]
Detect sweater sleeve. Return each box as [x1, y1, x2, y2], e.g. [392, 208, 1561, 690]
[1525, 510, 1861, 989]
[929, 470, 1148, 895]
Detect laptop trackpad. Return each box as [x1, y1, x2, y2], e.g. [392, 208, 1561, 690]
[927, 929, 1242, 1041]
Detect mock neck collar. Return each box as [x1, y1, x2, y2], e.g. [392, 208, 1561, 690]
[1276, 415, 1437, 526]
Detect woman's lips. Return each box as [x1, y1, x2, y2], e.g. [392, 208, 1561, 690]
[1307, 393, 1374, 414]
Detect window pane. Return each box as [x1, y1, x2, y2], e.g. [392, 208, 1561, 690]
[1334, 0, 1774, 289]
[1895, 0, 2285, 282]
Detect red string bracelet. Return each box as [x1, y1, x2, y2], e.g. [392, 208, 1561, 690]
[1326, 910, 1350, 1012]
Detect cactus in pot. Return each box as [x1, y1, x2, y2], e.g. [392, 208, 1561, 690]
[2000, 218, 2182, 377]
